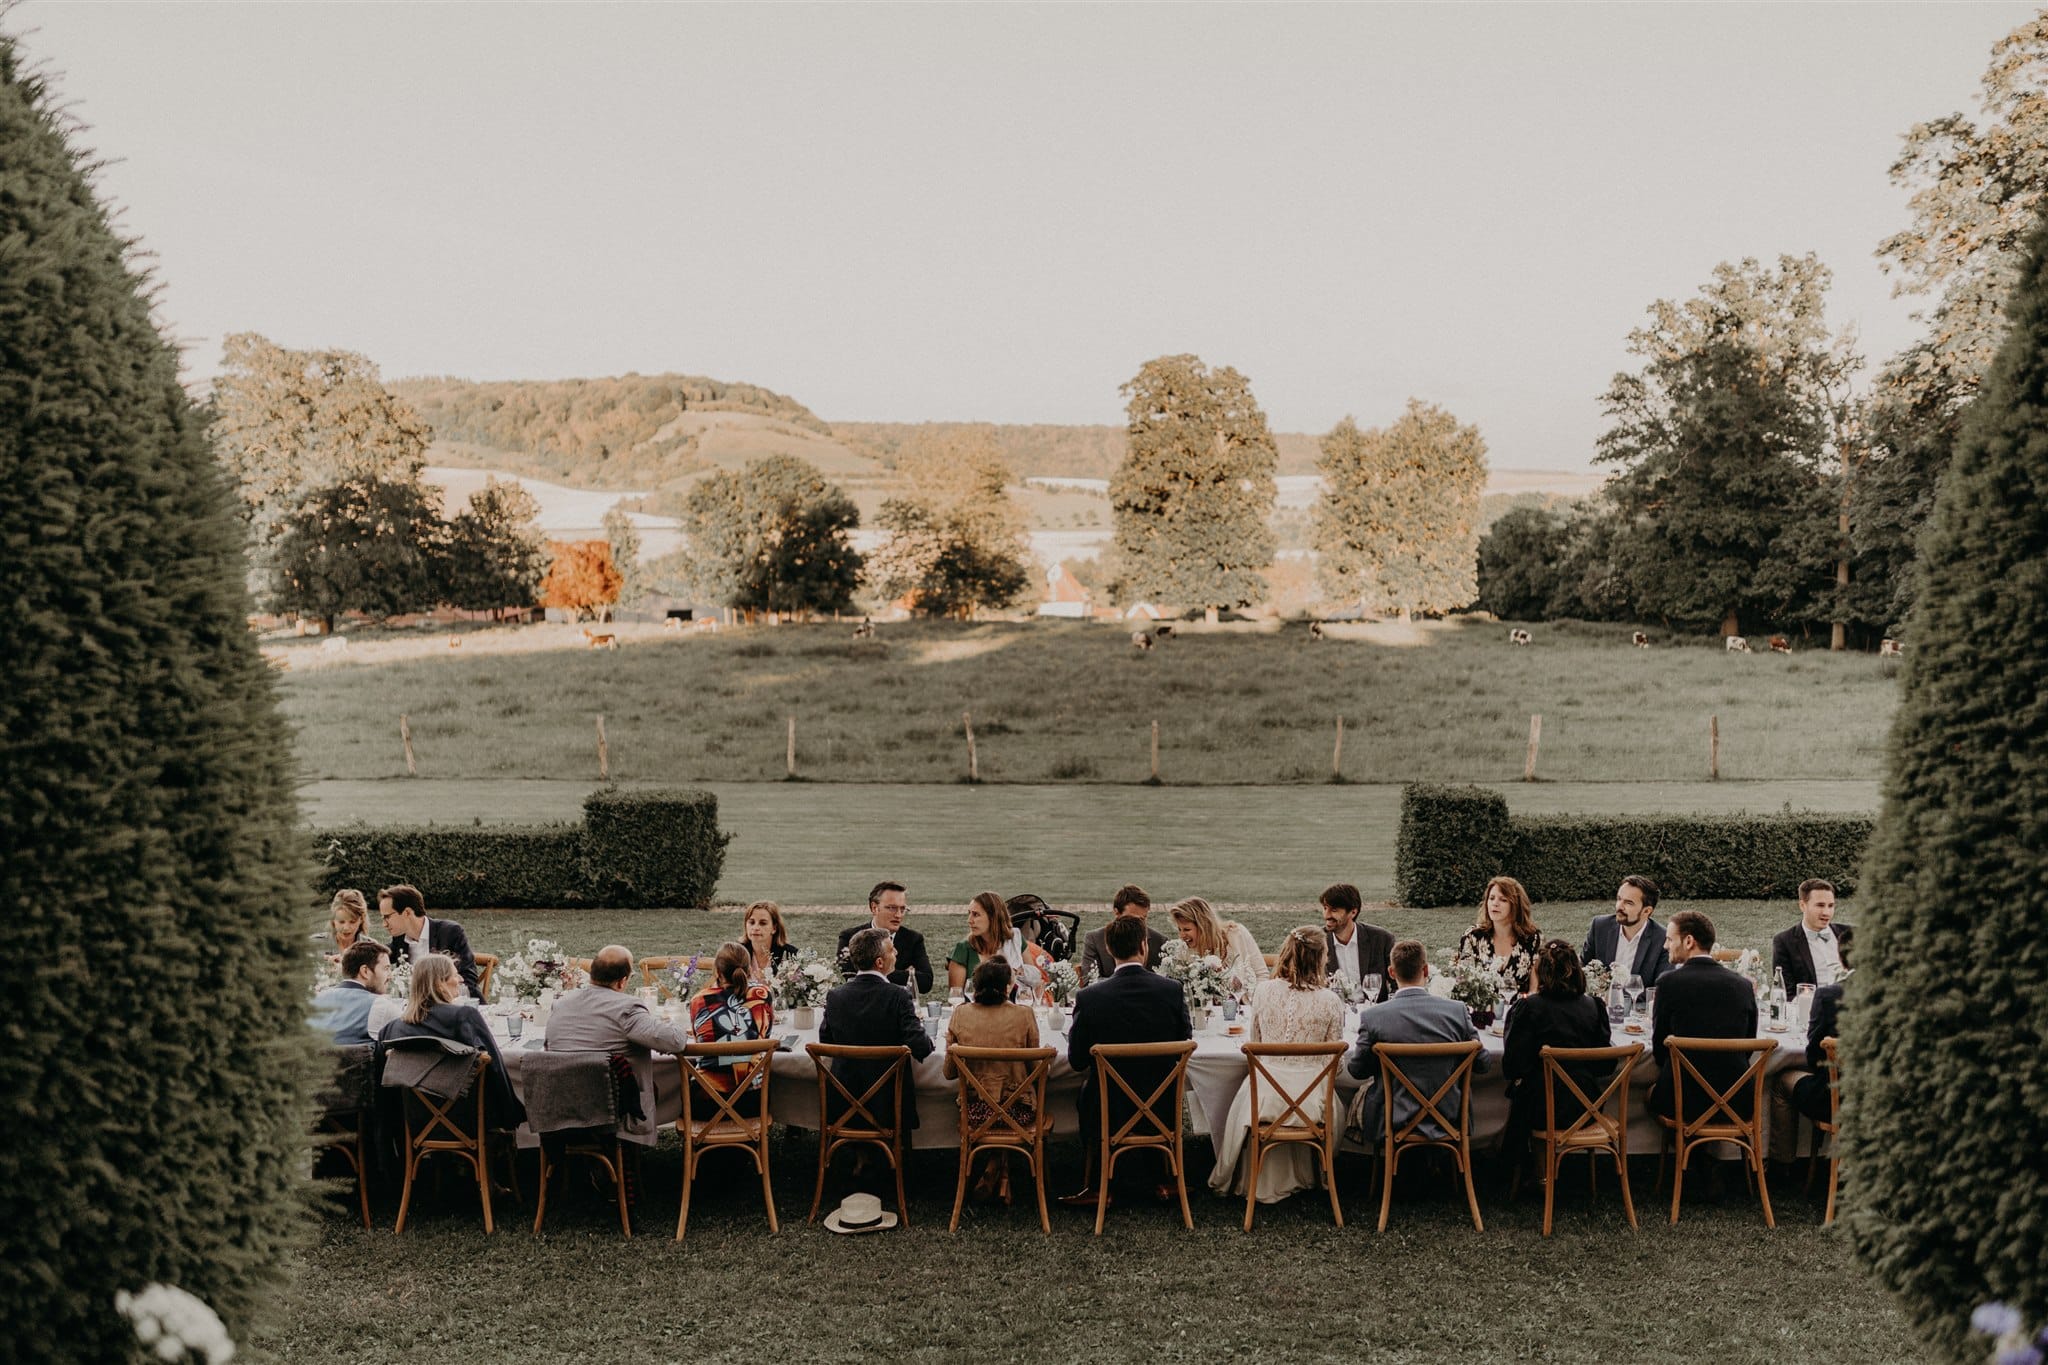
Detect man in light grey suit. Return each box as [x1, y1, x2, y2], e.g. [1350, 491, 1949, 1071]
[544, 944, 690, 1138]
[1345, 939, 1490, 1140]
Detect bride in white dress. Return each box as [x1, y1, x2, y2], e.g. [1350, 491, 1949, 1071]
[1208, 926, 1346, 1204]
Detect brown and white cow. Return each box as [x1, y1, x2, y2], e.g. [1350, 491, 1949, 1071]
[1632, 631, 1650, 649]
[1879, 638, 1903, 658]
[1769, 635, 1792, 655]
[1131, 630, 1154, 652]
[1509, 628, 1531, 646]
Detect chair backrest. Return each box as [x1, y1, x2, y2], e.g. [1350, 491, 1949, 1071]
[1819, 1036, 1841, 1130]
[472, 952, 498, 1001]
[679, 1039, 780, 1131]
[1092, 1040, 1196, 1146]
[1373, 1040, 1481, 1144]
[520, 1048, 620, 1136]
[389, 1051, 491, 1149]
[1538, 1043, 1642, 1142]
[317, 1043, 377, 1114]
[1665, 1036, 1776, 1138]
[948, 1045, 1055, 1144]
[805, 1043, 912, 1138]
[638, 956, 676, 988]
[1242, 1042, 1347, 1133]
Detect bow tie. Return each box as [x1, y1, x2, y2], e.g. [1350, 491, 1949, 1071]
[1808, 929, 1832, 942]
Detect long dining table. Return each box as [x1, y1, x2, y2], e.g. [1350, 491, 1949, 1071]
[487, 994, 1822, 1158]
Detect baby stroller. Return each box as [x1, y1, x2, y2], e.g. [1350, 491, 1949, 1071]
[1006, 894, 1080, 964]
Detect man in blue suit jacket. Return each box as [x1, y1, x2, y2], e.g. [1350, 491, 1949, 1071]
[1062, 914, 1192, 1204]
[1346, 940, 1490, 1140]
[1581, 874, 1670, 987]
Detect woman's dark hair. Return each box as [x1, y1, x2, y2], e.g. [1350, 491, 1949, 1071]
[971, 957, 1013, 1007]
[712, 941, 750, 993]
[1533, 938, 1586, 999]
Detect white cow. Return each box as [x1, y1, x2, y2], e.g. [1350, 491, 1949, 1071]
[1726, 635, 1751, 654]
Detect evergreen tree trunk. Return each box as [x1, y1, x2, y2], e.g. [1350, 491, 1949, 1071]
[1848, 211, 2048, 1353]
[0, 40, 316, 1359]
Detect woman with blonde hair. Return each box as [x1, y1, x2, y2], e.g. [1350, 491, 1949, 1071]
[1207, 926, 1344, 1202]
[322, 889, 372, 960]
[1453, 875, 1543, 997]
[1168, 896, 1268, 990]
[946, 891, 1055, 1002]
[379, 953, 525, 1129]
[739, 900, 797, 985]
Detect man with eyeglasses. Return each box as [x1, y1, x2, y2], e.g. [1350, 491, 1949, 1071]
[835, 880, 933, 994]
[379, 882, 482, 999]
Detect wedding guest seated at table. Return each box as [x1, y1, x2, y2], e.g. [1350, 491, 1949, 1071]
[1649, 910, 1758, 1121]
[1580, 875, 1670, 989]
[946, 891, 1056, 1002]
[820, 928, 934, 1141]
[1501, 939, 1615, 1167]
[943, 958, 1043, 1201]
[1771, 879, 1854, 991]
[1769, 979, 1846, 1165]
[379, 883, 482, 1000]
[1208, 925, 1344, 1203]
[380, 953, 525, 1130]
[1168, 896, 1268, 990]
[546, 944, 690, 1134]
[686, 943, 776, 1120]
[1321, 884, 1394, 1004]
[319, 888, 374, 961]
[1345, 939, 1490, 1140]
[1061, 913, 1193, 1207]
[312, 939, 403, 1045]
[835, 881, 934, 993]
[1076, 884, 1168, 981]
[741, 900, 799, 986]
[1453, 876, 1543, 997]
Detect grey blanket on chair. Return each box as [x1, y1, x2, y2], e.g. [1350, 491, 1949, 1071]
[380, 1036, 480, 1101]
[522, 1050, 619, 1135]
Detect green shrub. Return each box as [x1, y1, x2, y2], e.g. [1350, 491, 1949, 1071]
[0, 38, 315, 1359]
[1848, 210, 2048, 1349]
[1395, 784, 1513, 907]
[311, 788, 730, 910]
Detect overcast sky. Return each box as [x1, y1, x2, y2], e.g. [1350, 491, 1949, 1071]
[15, 2, 2040, 469]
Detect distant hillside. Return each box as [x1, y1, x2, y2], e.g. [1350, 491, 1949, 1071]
[391, 374, 845, 491]
[834, 422, 1326, 479]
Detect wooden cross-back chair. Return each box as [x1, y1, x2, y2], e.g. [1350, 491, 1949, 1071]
[638, 956, 678, 989]
[389, 1052, 520, 1234]
[316, 1043, 377, 1229]
[805, 1043, 913, 1227]
[527, 1051, 633, 1238]
[676, 1040, 781, 1239]
[1657, 1036, 1777, 1228]
[1810, 1037, 1841, 1225]
[946, 1045, 1057, 1234]
[1089, 1040, 1197, 1236]
[1239, 1042, 1349, 1232]
[1372, 1040, 1484, 1232]
[471, 952, 498, 1002]
[1532, 1043, 1644, 1236]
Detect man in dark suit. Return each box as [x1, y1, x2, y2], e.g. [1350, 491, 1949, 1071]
[1770, 879, 1853, 991]
[834, 880, 933, 994]
[379, 883, 481, 999]
[1581, 874, 1671, 988]
[1075, 884, 1168, 981]
[1345, 939, 1490, 1139]
[1770, 980, 1845, 1161]
[1321, 883, 1394, 1003]
[1061, 913, 1192, 1205]
[820, 928, 934, 1143]
[1649, 909, 1759, 1120]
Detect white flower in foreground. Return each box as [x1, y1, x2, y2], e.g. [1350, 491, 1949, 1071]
[115, 1285, 235, 1365]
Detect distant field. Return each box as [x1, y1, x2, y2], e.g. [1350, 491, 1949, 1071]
[299, 778, 1881, 906]
[276, 617, 1900, 786]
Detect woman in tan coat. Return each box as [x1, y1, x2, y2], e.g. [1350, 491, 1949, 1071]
[943, 959, 1042, 1201]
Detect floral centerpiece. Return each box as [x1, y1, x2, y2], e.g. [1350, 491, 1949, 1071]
[311, 953, 342, 999]
[1046, 960, 1083, 1007]
[1330, 970, 1365, 1006]
[1159, 942, 1231, 1012]
[769, 949, 835, 1015]
[1583, 959, 1612, 1002]
[495, 939, 581, 1003]
[1435, 956, 1514, 1025]
[385, 953, 413, 1005]
[662, 954, 701, 1003]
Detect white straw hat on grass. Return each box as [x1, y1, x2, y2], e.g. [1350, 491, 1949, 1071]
[822, 1191, 898, 1234]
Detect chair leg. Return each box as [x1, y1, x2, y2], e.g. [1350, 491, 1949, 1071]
[1094, 1149, 1114, 1236]
[477, 1148, 495, 1235]
[1242, 1136, 1259, 1233]
[1174, 1135, 1193, 1231]
[892, 1137, 910, 1229]
[533, 1146, 552, 1235]
[613, 1145, 632, 1238]
[1617, 1150, 1639, 1231]
[676, 1142, 695, 1241]
[808, 1137, 831, 1223]
[1032, 1138, 1051, 1235]
[950, 1143, 972, 1234]
[1823, 1154, 1838, 1226]
[1541, 1143, 1557, 1238]
[1377, 1143, 1396, 1233]
[1457, 1138, 1483, 1232]
[1322, 1138, 1344, 1229]
[1753, 1146, 1776, 1230]
[394, 1149, 419, 1235]
[760, 1138, 780, 1235]
[1668, 1139, 1686, 1226]
[352, 1132, 372, 1230]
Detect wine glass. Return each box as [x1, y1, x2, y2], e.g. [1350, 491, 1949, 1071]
[1623, 974, 1645, 1019]
[1361, 973, 1383, 1004]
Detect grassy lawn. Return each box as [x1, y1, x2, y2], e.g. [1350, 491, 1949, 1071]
[299, 779, 1879, 906]
[259, 902, 1902, 1365]
[274, 616, 1899, 786]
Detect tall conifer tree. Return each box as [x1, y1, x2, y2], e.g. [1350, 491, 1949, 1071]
[0, 37, 314, 1358]
[1848, 212, 2048, 1351]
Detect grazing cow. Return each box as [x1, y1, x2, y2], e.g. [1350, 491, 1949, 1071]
[852, 618, 875, 640]
[1509, 628, 1531, 647]
[663, 616, 684, 632]
[1153, 623, 1175, 640]
[1632, 631, 1650, 649]
[1879, 638, 1903, 658]
[1726, 635, 1750, 654]
[583, 627, 619, 651]
[320, 636, 349, 655]
[1768, 635, 1792, 655]
[1131, 630, 1155, 652]
[448, 636, 462, 649]
[1308, 621, 1326, 642]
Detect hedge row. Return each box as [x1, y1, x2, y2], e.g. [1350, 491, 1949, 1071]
[313, 788, 730, 909]
[1395, 783, 1872, 907]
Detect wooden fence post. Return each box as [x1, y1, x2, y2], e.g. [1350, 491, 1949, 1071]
[1524, 714, 1542, 782]
[1710, 714, 1720, 781]
[963, 710, 979, 783]
[596, 714, 609, 782]
[400, 714, 416, 777]
[787, 715, 797, 779]
[1332, 716, 1346, 780]
[1150, 719, 1161, 783]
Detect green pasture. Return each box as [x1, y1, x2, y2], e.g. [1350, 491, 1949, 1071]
[275, 617, 1899, 786]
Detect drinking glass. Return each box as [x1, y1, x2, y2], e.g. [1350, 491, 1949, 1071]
[1221, 997, 1239, 1022]
[1361, 974, 1382, 1004]
[1623, 974, 1645, 1018]
[1643, 987, 1658, 1020]
[507, 1013, 525, 1041]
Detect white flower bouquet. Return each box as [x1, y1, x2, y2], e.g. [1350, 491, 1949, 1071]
[1330, 970, 1365, 1006]
[770, 949, 836, 1011]
[1583, 959, 1612, 1001]
[1046, 960, 1083, 1006]
[1439, 956, 1511, 1015]
[662, 954, 701, 1002]
[1159, 942, 1231, 1010]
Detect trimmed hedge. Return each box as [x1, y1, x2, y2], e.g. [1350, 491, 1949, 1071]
[1395, 783, 1871, 907]
[314, 788, 730, 909]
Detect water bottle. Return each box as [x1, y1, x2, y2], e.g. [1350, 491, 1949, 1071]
[1768, 968, 1787, 1028]
[1607, 983, 1626, 1026]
